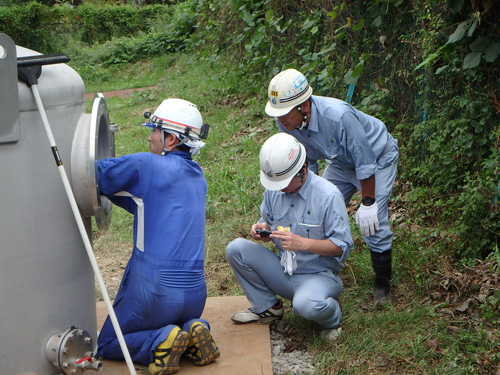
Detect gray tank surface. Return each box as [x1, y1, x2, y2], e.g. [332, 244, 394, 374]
[0, 33, 114, 375]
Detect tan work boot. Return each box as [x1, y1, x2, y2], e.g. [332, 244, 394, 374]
[185, 321, 220, 366]
[148, 326, 189, 375]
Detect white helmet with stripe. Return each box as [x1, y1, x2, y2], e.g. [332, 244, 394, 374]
[265, 69, 313, 117]
[142, 98, 209, 155]
[143, 98, 208, 140]
[259, 133, 306, 190]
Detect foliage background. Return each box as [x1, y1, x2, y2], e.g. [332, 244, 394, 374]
[2, 0, 499, 257]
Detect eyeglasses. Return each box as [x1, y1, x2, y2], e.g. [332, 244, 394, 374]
[295, 169, 305, 178]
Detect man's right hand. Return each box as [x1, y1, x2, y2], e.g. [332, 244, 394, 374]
[251, 223, 272, 241]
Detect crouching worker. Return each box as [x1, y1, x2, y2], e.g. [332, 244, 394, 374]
[96, 98, 219, 375]
[226, 133, 353, 340]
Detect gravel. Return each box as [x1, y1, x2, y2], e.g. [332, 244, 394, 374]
[270, 320, 316, 375]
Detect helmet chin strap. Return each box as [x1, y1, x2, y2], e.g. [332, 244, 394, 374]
[297, 106, 308, 130]
[297, 165, 306, 184]
[161, 130, 169, 156]
[161, 130, 189, 156]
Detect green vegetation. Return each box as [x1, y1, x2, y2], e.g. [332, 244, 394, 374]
[1, 0, 499, 373]
[2, 0, 498, 258]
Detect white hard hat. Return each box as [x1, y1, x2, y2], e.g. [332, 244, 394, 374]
[259, 133, 306, 190]
[265, 69, 313, 117]
[142, 98, 208, 140]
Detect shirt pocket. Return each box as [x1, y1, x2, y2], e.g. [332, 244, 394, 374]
[267, 212, 286, 231]
[297, 217, 324, 239]
[325, 140, 341, 161]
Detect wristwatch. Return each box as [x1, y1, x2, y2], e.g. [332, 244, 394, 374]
[362, 196, 376, 206]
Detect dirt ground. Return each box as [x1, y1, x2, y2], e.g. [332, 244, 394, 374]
[93, 236, 128, 300]
[86, 86, 155, 100]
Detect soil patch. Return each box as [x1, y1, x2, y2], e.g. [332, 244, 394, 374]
[86, 86, 156, 99]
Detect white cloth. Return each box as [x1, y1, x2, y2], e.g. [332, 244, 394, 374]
[184, 137, 205, 154]
[356, 202, 380, 236]
[280, 250, 297, 275]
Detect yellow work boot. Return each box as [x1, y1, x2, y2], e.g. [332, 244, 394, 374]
[148, 327, 189, 375]
[185, 321, 220, 366]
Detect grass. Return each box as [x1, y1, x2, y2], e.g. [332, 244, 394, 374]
[70, 49, 499, 374]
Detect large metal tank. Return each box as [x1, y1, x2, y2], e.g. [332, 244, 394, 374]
[0, 34, 114, 374]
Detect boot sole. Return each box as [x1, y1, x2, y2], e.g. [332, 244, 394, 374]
[188, 324, 220, 366]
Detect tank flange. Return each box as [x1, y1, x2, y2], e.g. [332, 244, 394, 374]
[46, 327, 102, 374]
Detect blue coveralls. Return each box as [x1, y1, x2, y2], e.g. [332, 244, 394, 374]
[96, 151, 210, 366]
[277, 95, 399, 253]
[226, 172, 353, 329]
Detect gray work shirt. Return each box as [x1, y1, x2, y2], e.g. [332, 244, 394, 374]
[260, 171, 353, 274]
[277, 95, 398, 180]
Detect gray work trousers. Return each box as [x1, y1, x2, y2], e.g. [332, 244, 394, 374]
[226, 238, 343, 329]
[322, 160, 398, 253]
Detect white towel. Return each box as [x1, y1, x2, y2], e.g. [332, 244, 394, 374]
[280, 250, 297, 275]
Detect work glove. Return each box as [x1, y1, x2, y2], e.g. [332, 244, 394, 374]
[280, 250, 297, 276]
[356, 202, 380, 236]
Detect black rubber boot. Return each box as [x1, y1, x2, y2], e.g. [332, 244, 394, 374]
[370, 250, 392, 305]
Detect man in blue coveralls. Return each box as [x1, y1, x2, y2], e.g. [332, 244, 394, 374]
[96, 98, 219, 375]
[226, 133, 353, 340]
[265, 69, 399, 305]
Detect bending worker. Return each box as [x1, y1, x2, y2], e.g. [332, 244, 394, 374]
[265, 69, 399, 305]
[226, 133, 353, 340]
[96, 98, 219, 375]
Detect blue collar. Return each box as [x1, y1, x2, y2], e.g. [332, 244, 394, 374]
[165, 150, 192, 161]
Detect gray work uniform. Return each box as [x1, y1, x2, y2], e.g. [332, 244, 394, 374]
[226, 172, 353, 329]
[277, 95, 399, 253]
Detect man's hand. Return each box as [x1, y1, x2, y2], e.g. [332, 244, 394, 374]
[271, 231, 305, 251]
[355, 202, 380, 236]
[251, 223, 272, 241]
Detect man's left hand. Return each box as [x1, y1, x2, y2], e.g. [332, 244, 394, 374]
[272, 231, 305, 251]
[356, 202, 380, 236]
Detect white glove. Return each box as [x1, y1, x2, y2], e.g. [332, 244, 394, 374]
[356, 202, 380, 236]
[280, 250, 297, 275]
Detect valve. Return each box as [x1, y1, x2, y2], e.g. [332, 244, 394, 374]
[46, 328, 102, 374]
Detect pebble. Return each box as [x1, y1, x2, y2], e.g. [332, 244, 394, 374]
[270, 324, 316, 374]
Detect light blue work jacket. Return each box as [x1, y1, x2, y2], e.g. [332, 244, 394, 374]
[277, 95, 398, 180]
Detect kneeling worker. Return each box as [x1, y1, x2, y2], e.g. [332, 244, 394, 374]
[96, 98, 219, 375]
[226, 133, 353, 340]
